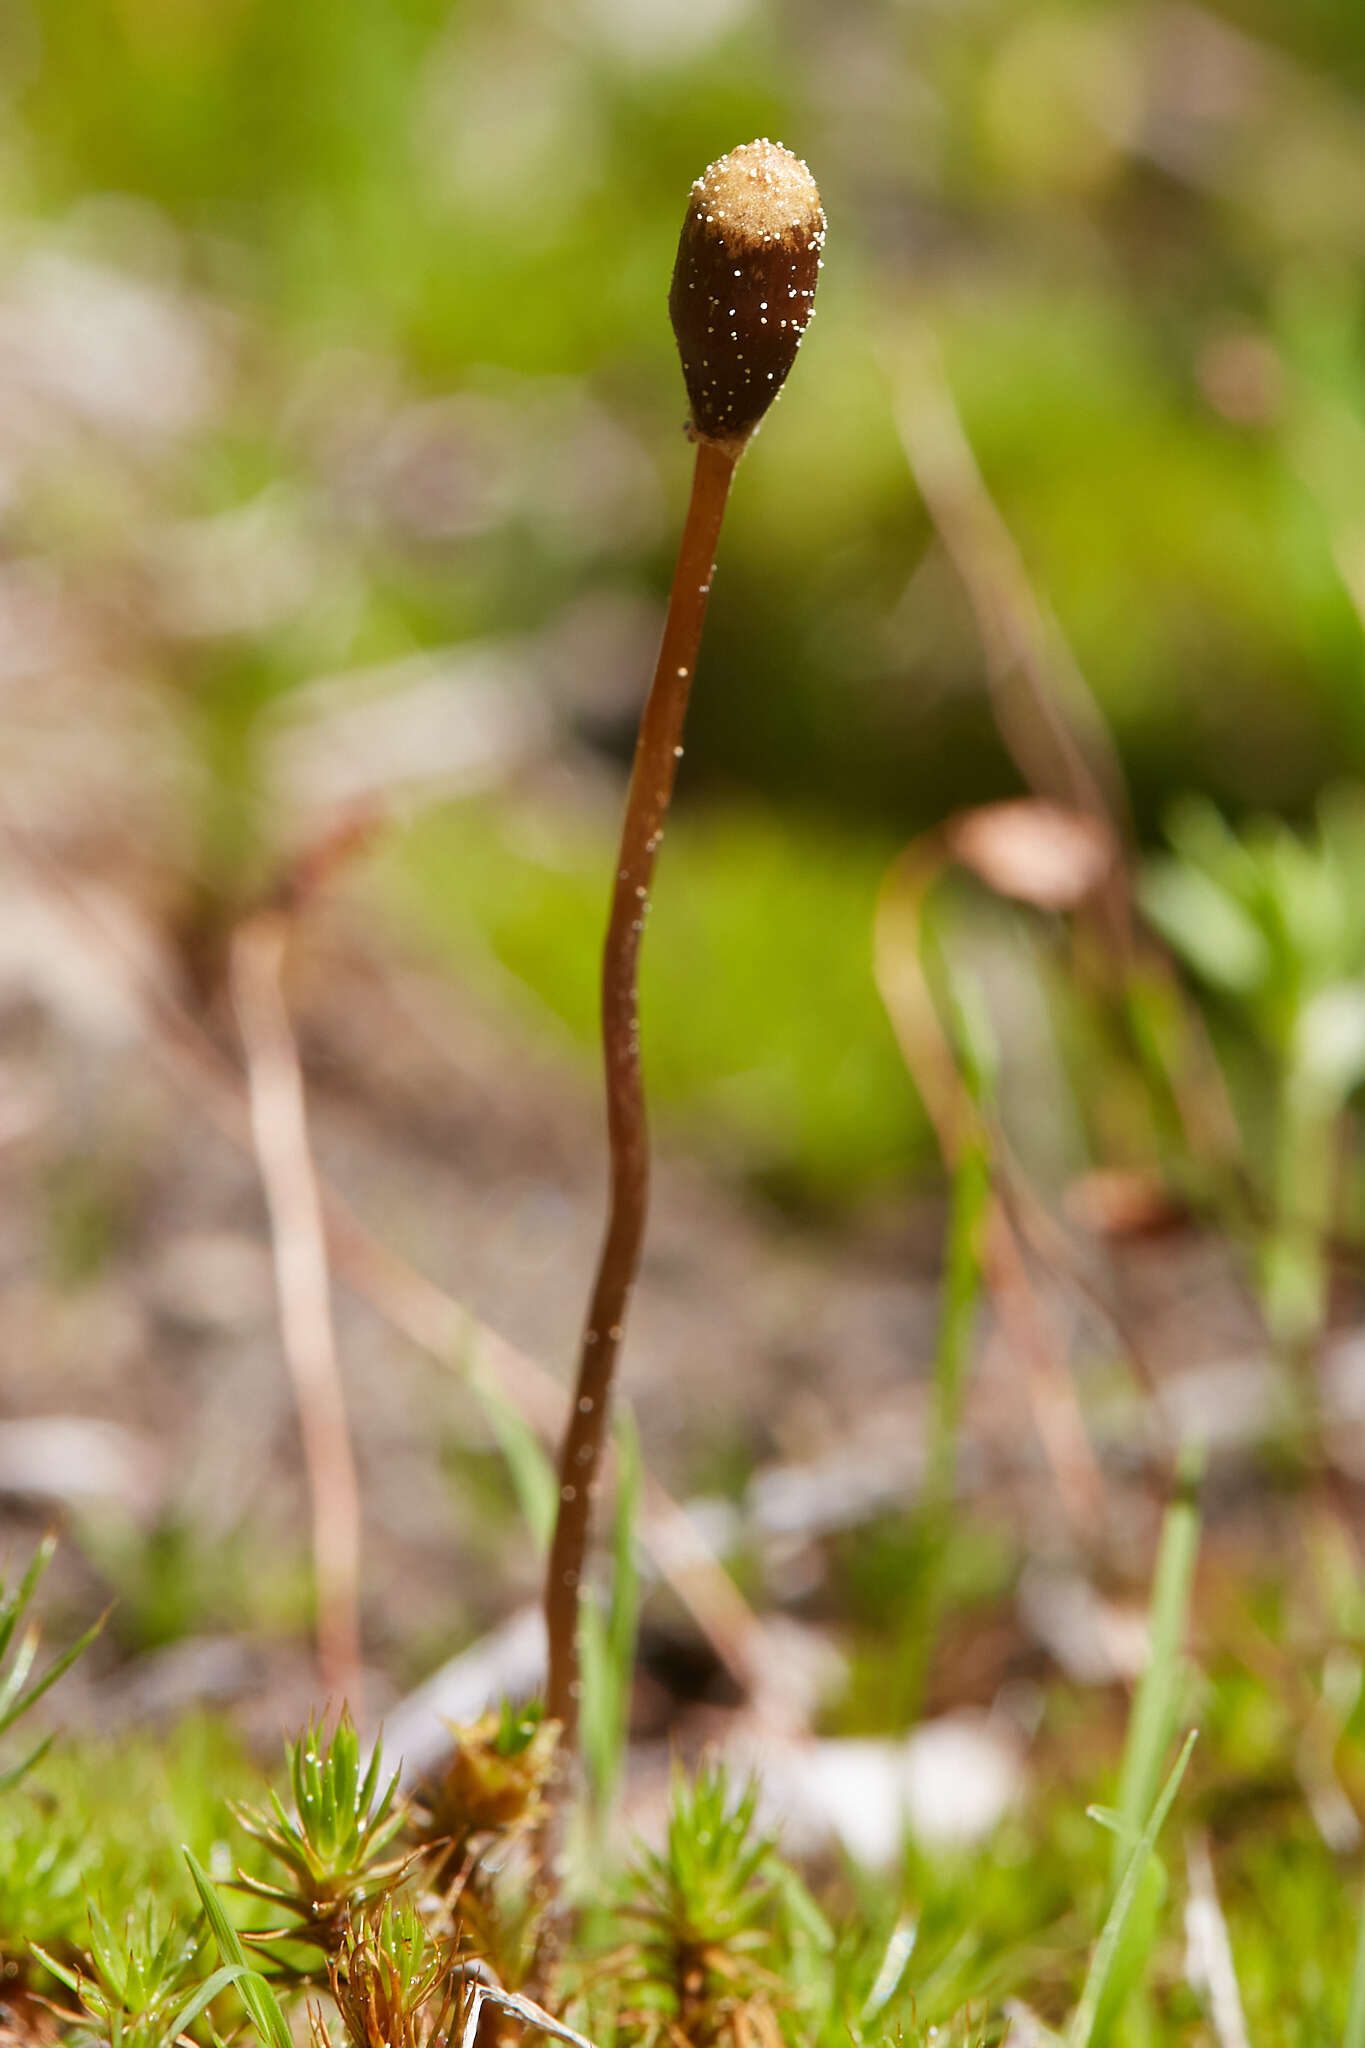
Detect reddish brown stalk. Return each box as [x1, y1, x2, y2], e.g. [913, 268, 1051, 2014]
[543, 433, 739, 1739]
[542, 134, 824, 1755]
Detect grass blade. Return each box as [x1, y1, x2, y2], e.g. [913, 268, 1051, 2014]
[0, 1534, 56, 1666]
[1110, 1444, 1203, 1894]
[168, 1963, 259, 2038]
[579, 1412, 642, 1829]
[476, 1380, 557, 1555]
[0, 1609, 108, 1740]
[184, 1850, 293, 2048]
[860, 1913, 918, 2024]
[1069, 1730, 1197, 2048]
[27, 1944, 82, 1997]
[0, 1731, 53, 1794]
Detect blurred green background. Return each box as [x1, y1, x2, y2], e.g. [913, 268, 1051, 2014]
[7, 0, 1365, 1202]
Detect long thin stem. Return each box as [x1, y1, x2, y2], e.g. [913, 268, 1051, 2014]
[544, 432, 741, 1743]
[230, 909, 363, 1707]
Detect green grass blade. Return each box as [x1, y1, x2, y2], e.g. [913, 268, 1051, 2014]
[477, 1381, 557, 1555]
[600, 1410, 641, 1795]
[1345, 1878, 1365, 2048]
[902, 1017, 991, 1725]
[357, 1730, 384, 1818]
[0, 1608, 108, 1739]
[28, 1944, 83, 1997]
[579, 1411, 642, 1826]
[184, 1851, 293, 2048]
[0, 1534, 56, 1666]
[0, 1627, 39, 1722]
[0, 1731, 53, 1794]
[185, 1852, 250, 1968]
[860, 1914, 919, 2024]
[927, 1131, 990, 1507]
[1110, 1446, 1203, 1893]
[168, 1963, 257, 2038]
[1069, 1731, 1197, 2048]
[924, 954, 995, 1519]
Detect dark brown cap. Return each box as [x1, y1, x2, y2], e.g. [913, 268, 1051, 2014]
[669, 139, 824, 445]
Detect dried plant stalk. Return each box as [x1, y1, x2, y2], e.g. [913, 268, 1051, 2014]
[231, 910, 362, 1704]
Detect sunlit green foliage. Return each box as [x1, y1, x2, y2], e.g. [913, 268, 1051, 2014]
[35, 1903, 201, 2048]
[0, 1535, 106, 1792]
[231, 1714, 407, 1951]
[1, 1540, 1363, 2044]
[1143, 792, 1365, 1359]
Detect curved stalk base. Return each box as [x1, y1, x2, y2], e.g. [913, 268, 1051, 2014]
[543, 434, 740, 1745]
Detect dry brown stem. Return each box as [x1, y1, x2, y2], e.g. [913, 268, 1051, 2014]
[888, 326, 1133, 954]
[873, 837, 1107, 1543]
[890, 328, 1253, 1187]
[229, 908, 363, 1705]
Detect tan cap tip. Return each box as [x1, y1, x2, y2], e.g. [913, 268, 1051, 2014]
[668, 139, 825, 445]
